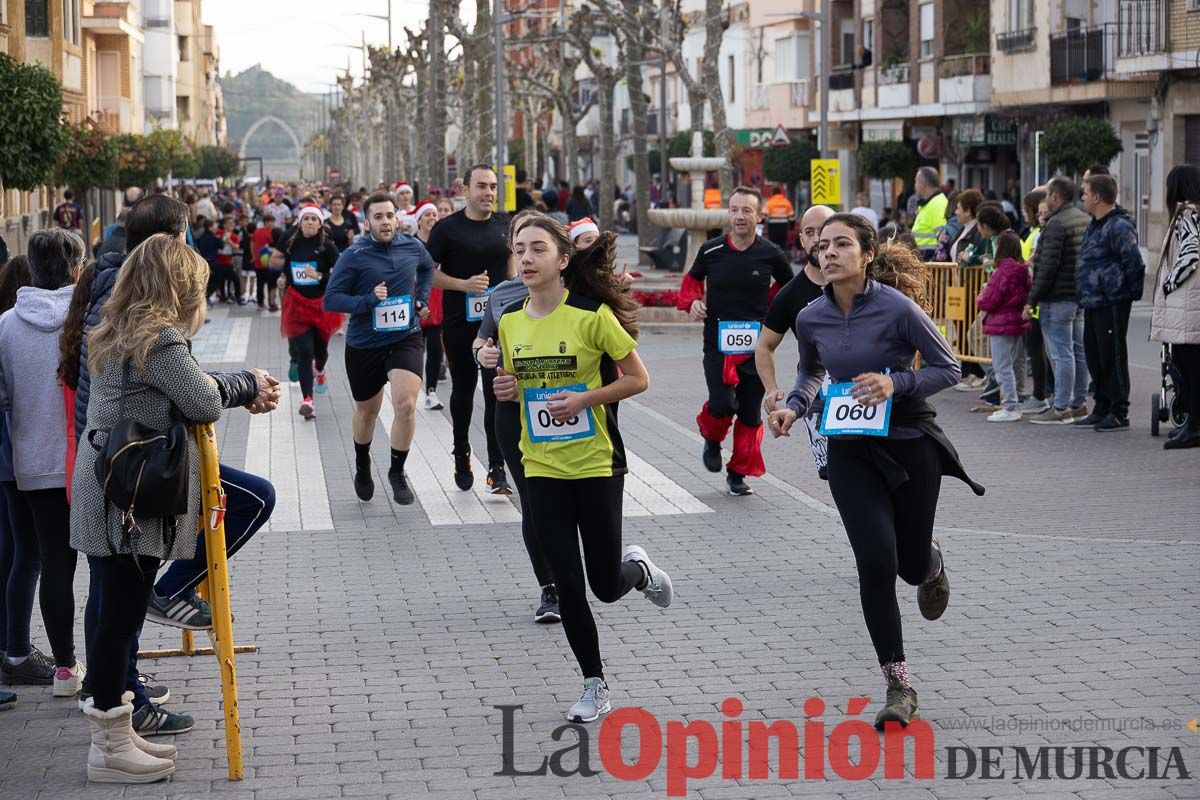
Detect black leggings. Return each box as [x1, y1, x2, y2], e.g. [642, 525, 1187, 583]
[222, 264, 239, 300]
[826, 436, 942, 666]
[443, 323, 502, 466]
[288, 328, 330, 398]
[88, 555, 158, 710]
[14, 488, 77, 667]
[0, 481, 40, 658]
[1025, 317, 1054, 401]
[526, 475, 642, 680]
[1173, 343, 1200, 424]
[495, 401, 553, 587]
[423, 325, 443, 391]
[703, 348, 764, 426]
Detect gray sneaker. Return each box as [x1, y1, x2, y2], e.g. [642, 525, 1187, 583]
[1027, 407, 1073, 425]
[1, 648, 55, 685]
[146, 591, 212, 630]
[1019, 396, 1050, 414]
[622, 545, 673, 608]
[566, 677, 611, 723]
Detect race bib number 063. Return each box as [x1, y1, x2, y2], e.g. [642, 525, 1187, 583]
[524, 384, 595, 443]
[717, 321, 761, 355]
[818, 381, 892, 437]
[373, 295, 412, 332]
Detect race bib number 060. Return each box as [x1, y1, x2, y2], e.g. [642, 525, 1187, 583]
[373, 295, 412, 332]
[524, 384, 595, 443]
[818, 381, 892, 437]
[717, 321, 761, 355]
[466, 290, 491, 322]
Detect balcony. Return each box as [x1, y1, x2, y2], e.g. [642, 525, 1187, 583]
[790, 80, 809, 108]
[996, 28, 1037, 53]
[1118, 0, 1168, 56]
[751, 84, 769, 111]
[1050, 27, 1114, 84]
[939, 53, 991, 106]
[877, 62, 910, 108]
[828, 66, 857, 113]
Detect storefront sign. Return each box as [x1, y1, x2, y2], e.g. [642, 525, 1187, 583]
[958, 116, 1018, 147]
[735, 129, 778, 148]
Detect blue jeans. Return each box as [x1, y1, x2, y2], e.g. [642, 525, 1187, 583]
[989, 335, 1024, 410]
[1037, 301, 1089, 410]
[83, 463, 275, 707]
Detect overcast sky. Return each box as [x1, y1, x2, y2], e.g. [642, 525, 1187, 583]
[203, 0, 457, 94]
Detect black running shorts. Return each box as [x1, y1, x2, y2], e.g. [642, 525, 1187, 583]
[344, 334, 425, 402]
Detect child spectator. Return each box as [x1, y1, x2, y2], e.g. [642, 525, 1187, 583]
[976, 231, 1032, 422]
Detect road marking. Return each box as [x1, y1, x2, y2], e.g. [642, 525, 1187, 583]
[243, 387, 333, 532]
[222, 318, 251, 362]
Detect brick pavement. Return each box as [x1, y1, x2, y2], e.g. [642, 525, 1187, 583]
[1, 295, 1197, 800]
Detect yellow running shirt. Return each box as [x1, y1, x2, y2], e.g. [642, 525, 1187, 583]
[497, 289, 636, 480]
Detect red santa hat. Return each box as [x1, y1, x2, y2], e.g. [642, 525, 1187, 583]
[296, 203, 328, 223]
[568, 217, 599, 241]
[412, 201, 438, 225]
[392, 181, 413, 195]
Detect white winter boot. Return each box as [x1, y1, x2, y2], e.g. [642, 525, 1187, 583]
[83, 698, 175, 783]
[121, 691, 177, 760]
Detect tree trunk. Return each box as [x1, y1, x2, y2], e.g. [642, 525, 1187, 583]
[523, 102, 535, 180]
[428, 0, 447, 187]
[623, 0, 653, 261]
[561, 100, 579, 187]
[596, 78, 616, 232]
[700, 0, 732, 200]
[475, 0, 494, 165]
[460, 54, 478, 171]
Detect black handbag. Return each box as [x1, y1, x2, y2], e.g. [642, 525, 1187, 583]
[88, 360, 190, 555]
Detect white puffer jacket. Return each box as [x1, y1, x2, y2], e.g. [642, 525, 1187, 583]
[1150, 203, 1200, 346]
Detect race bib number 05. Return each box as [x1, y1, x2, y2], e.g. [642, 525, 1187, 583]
[524, 384, 595, 443]
[466, 290, 492, 322]
[291, 261, 320, 286]
[818, 381, 892, 437]
[717, 321, 761, 355]
[373, 295, 412, 332]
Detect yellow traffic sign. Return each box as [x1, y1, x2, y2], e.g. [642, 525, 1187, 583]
[811, 159, 841, 206]
[503, 164, 517, 212]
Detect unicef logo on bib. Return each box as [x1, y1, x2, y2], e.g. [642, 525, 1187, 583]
[717, 321, 761, 355]
[819, 381, 892, 437]
[523, 384, 595, 443]
[373, 295, 412, 332]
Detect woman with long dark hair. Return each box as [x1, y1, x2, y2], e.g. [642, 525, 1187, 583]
[768, 213, 983, 728]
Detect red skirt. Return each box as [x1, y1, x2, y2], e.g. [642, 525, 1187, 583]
[280, 288, 343, 340]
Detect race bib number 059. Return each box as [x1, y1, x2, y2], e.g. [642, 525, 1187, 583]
[818, 381, 892, 437]
[373, 295, 412, 332]
[717, 321, 761, 355]
[291, 261, 320, 286]
[524, 384, 595, 443]
[466, 290, 492, 322]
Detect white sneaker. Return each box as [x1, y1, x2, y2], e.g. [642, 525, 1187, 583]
[54, 661, 86, 697]
[953, 375, 985, 392]
[622, 545, 673, 608]
[566, 677, 611, 723]
[423, 390, 444, 411]
[987, 408, 1022, 422]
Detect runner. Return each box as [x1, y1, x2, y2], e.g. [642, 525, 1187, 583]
[393, 183, 416, 215]
[567, 217, 600, 249]
[324, 192, 434, 505]
[756, 204, 834, 479]
[326, 194, 361, 253]
[412, 201, 445, 410]
[767, 213, 983, 728]
[270, 204, 343, 420]
[492, 217, 673, 722]
[675, 186, 794, 496]
[425, 164, 513, 493]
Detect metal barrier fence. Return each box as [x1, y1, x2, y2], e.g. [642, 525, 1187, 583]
[926, 262, 993, 365]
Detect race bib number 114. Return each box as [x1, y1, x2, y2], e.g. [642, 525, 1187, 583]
[818, 381, 892, 437]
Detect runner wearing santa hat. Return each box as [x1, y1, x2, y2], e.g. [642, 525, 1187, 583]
[413, 201, 446, 410]
[393, 182, 416, 215]
[270, 203, 344, 420]
[568, 217, 600, 250]
[675, 186, 793, 495]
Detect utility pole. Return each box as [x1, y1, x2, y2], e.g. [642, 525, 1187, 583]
[493, 0, 507, 205]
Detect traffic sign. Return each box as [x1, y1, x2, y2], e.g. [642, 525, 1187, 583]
[810, 159, 841, 205]
[770, 125, 792, 147]
[503, 164, 517, 212]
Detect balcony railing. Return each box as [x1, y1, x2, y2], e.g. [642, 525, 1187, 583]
[939, 53, 990, 78]
[1050, 26, 1115, 84]
[1117, 0, 1168, 57]
[828, 66, 855, 91]
[879, 62, 910, 85]
[751, 84, 769, 111]
[790, 80, 810, 108]
[996, 28, 1037, 53]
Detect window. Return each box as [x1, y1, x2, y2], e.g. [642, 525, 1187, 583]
[62, 0, 79, 45]
[863, 18, 875, 62]
[1009, 0, 1033, 31]
[840, 17, 856, 66]
[178, 35, 189, 61]
[25, 0, 49, 36]
[1185, 116, 1200, 166]
[774, 33, 811, 83]
[727, 54, 735, 102]
[177, 96, 190, 122]
[577, 78, 594, 110]
[919, 2, 935, 59]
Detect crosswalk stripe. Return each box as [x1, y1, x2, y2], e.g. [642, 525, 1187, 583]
[244, 387, 334, 531]
[222, 318, 252, 362]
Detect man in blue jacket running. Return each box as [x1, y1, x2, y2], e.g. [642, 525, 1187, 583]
[325, 192, 435, 505]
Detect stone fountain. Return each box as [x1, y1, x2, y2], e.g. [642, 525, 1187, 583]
[647, 131, 729, 270]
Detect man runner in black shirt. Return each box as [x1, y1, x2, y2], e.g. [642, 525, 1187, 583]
[425, 164, 515, 492]
[676, 186, 794, 496]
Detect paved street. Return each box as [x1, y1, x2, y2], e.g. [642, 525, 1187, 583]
[2, 289, 1198, 800]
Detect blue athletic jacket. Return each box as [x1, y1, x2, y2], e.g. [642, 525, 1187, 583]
[323, 233, 435, 349]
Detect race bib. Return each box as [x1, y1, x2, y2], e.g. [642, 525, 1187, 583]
[524, 384, 595, 443]
[717, 321, 761, 355]
[819, 381, 892, 437]
[373, 295, 412, 332]
[291, 261, 320, 286]
[466, 290, 492, 323]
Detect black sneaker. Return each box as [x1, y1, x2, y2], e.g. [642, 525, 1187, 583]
[1072, 412, 1107, 428]
[454, 450, 474, 490]
[146, 591, 213, 630]
[0, 690, 14, 709]
[354, 466, 375, 501]
[977, 381, 1001, 403]
[1094, 414, 1130, 432]
[0, 648, 55, 685]
[486, 465, 511, 495]
[534, 586, 561, 624]
[875, 678, 920, 729]
[726, 471, 753, 496]
[138, 673, 170, 705]
[388, 469, 414, 505]
[817, 465, 829, 481]
[132, 703, 195, 736]
[701, 440, 722, 473]
[917, 538, 950, 620]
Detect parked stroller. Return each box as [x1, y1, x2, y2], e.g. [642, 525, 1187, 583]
[1150, 343, 1190, 436]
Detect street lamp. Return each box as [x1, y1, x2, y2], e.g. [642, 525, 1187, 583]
[350, 1, 394, 49]
[765, 9, 829, 159]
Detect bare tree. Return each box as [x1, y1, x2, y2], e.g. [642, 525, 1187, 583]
[567, 7, 624, 232]
[427, 0, 448, 187]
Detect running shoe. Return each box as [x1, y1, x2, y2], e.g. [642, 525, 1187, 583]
[388, 469, 414, 505]
[1068, 404, 1089, 419]
[137, 673, 170, 705]
[986, 408, 1022, 422]
[1, 647, 55, 685]
[726, 471, 754, 496]
[288, 360, 299, 383]
[1019, 396, 1050, 414]
[53, 661, 85, 697]
[701, 440, 722, 473]
[1027, 407, 1074, 425]
[314, 364, 327, 394]
[566, 677, 611, 723]
[952, 375, 987, 392]
[976, 381, 1001, 403]
[423, 390, 443, 410]
[453, 450, 473, 490]
[486, 465, 511, 495]
[534, 586, 561, 624]
[1072, 412, 1107, 428]
[874, 677, 920, 729]
[354, 467, 375, 501]
[146, 591, 213, 630]
[917, 537, 950, 621]
[132, 703, 195, 736]
[622, 544, 673, 608]
[299, 397, 316, 420]
[0, 690, 13, 709]
[1094, 414, 1130, 432]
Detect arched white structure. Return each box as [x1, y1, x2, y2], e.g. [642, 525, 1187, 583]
[238, 115, 303, 159]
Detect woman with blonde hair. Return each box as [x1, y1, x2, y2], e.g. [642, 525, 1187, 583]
[70, 234, 275, 783]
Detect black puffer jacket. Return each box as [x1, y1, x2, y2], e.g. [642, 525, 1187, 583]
[1029, 204, 1090, 306]
[75, 251, 125, 439]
